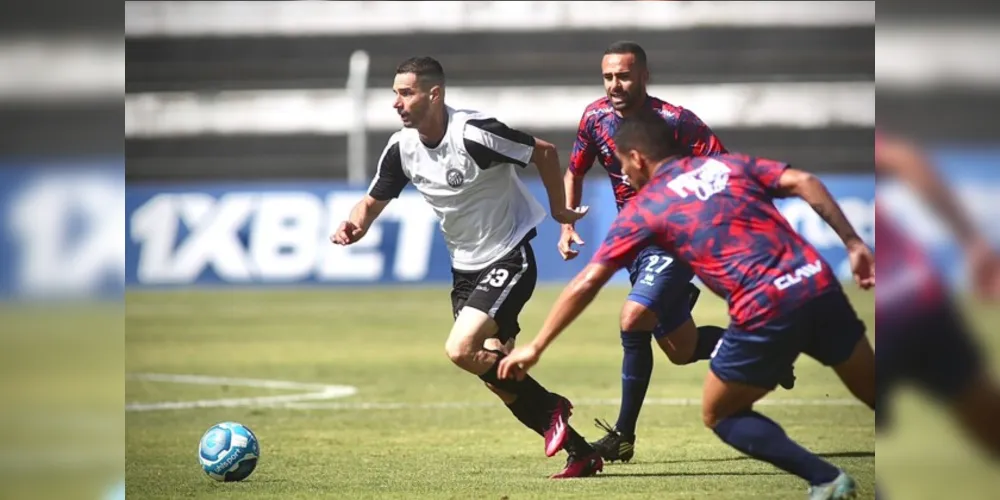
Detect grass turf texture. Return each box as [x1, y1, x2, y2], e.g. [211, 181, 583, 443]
[126, 286, 998, 499]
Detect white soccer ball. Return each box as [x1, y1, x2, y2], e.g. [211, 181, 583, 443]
[198, 422, 260, 482]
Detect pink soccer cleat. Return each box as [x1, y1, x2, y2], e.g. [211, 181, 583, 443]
[543, 396, 573, 457]
[550, 451, 604, 479]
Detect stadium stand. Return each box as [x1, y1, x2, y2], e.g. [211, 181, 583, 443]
[125, 2, 879, 182]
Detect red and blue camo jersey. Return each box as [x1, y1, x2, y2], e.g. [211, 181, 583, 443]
[874, 131, 948, 326]
[569, 96, 727, 210]
[592, 154, 840, 330]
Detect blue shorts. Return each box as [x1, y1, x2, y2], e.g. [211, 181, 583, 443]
[627, 246, 696, 338]
[710, 290, 866, 390]
[876, 302, 982, 429]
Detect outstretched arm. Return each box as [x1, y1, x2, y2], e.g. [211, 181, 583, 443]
[876, 132, 999, 297]
[332, 195, 390, 245]
[876, 133, 983, 248]
[498, 202, 653, 379]
[775, 166, 875, 289]
[332, 136, 406, 245]
[463, 117, 587, 225]
[778, 168, 865, 248]
[497, 262, 616, 380]
[532, 137, 589, 225]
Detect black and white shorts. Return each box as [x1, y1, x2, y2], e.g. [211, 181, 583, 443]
[450, 231, 538, 344]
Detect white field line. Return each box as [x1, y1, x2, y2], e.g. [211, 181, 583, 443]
[125, 373, 862, 412]
[283, 397, 861, 411]
[0, 449, 122, 470]
[125, 373, 358, 412]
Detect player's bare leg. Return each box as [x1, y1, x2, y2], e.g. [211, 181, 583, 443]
[702, 371, 857, 499]
[831, 336, 876, 410]
[444, 307, 504, 374]
[951, 375, 1000, 456]
[655, 318, 698, 364]
[445, 308, 602, 475]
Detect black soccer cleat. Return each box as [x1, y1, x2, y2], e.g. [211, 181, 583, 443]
[588, 419, 636, 463]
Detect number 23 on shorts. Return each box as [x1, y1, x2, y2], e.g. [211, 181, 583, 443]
[480, 269, 510, 288]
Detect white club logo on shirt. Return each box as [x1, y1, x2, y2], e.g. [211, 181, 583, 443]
[446, 168, 465, 188]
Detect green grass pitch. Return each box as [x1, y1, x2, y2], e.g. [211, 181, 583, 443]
[125, 285, 1000, 499]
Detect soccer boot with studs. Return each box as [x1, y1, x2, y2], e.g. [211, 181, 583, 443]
[588, 418, 636, 463]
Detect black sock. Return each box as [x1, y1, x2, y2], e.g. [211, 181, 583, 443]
[562, 427, 595, 457]
[479, 351, 551, 402]
[506, 396, 544, 436]
[479, 350, 555, 434]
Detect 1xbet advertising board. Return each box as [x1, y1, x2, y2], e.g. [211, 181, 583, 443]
[122, 176, 877, 288]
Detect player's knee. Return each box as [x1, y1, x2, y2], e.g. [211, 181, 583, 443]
[444, 337, 474, 367]
[701, 408, 722, 430]
[621, 301, 658, 331]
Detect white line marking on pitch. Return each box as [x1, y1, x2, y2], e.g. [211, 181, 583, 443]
[125, 373, 358, 412]
[283, 397, 862, 411]
[126, 373, 861, 412]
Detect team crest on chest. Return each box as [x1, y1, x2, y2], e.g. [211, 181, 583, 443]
[445, 168, 465, 188]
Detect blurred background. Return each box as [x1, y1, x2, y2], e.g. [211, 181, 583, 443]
[122, 0, 876, 288]
[105, 1, 995, 499]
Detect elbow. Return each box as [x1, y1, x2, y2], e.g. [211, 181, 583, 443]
[531, 138, 559, 167]
[799, 172, 824, 194]
[785, 170, 820, 197]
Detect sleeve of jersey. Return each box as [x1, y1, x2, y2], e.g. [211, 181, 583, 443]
[677, 108, 727, 155]
[367, 139, 408, 201]
[568, 113, 598, 175]
[746, 156, 791, 192]
[590, 203, 655, 270]
[463, 118, 536, 169]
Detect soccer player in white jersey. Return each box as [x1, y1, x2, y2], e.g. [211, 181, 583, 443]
[331, 57, 604, 478]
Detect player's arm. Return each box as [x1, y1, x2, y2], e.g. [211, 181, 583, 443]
[498, 205, 652, 379]
[776, 167, 865, 248]
[559, 113, 600, 259]
[757, 158, 875, 288]
[331, 138, 405, 245]
[877, 131, 999, 297]
[876, 132, 984, 248]
[565, 112, 599, 215]
[463, 118, 586, 225]
[676, 108, 727, 156]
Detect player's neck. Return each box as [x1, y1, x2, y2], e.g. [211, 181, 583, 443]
[616, 94, 650, 119]
[417, 109, 448, 148]
[653, 155, 681, 173]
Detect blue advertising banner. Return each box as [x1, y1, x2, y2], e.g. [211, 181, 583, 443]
[122, 174, 876, 288]
[877, 148, 1000, 288]
[0, 161, 125, 300]
[4, 153, 997, 300]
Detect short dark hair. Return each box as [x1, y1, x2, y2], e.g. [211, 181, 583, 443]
[612, 110, 682, 162]
[395, 56, 446, 88]
[604, 41, 647, 68]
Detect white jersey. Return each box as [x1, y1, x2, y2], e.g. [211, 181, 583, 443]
[367, 107, 547, 272]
